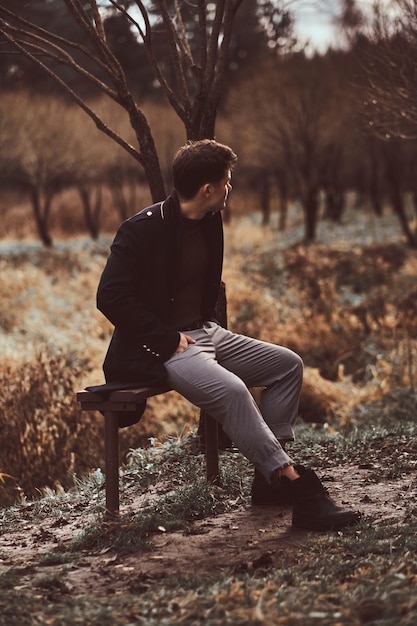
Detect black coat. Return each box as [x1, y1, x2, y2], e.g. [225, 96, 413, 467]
[97, 192, 224, 390]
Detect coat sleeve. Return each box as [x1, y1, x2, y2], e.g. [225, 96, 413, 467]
[96, 218, 180, 361]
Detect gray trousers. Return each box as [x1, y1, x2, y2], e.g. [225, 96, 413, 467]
[164, 322, 303, 481]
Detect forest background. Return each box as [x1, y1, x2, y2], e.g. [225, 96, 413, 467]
[0, 1, 417, 624]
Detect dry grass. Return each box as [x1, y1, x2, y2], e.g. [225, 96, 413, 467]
[224, 211, 416, 424]
[0, 200, 416, 507]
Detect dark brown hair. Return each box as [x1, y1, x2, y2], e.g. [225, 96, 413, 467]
[172, 139, 237, 199]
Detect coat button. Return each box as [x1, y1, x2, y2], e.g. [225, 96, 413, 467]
[146, 211, 152, 216]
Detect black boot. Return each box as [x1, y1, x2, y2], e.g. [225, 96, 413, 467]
[284, 469, 360, 531]
[251, 469, 290, 506]
[251, 465, 307, 506]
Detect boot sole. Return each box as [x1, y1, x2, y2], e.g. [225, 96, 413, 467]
[292, 511, 361, 532]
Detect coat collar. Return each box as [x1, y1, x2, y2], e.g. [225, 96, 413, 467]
[136, 191, 218, 227]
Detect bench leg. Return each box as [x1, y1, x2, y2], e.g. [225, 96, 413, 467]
[103, 411, 120, 517]
[205, 414, 220, 484]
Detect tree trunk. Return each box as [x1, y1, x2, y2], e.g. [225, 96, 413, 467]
[276, 175, 289, 232]
[302, 188, 320, 243]
[368, 140, 383, 217]
[411, 191, 417, 225]
[369, 166, 383, 217]
[389, 181, 417, 248]
[127, 104, 166, 202]
[384, 144, 417, 248]
[127, 178, 137, 215]
[78, 185, 101, 240]
[324, 187, 344, 222]
[260, 175, 271, 226]
[109, 181, 129, 221]
[30, 187, 53, 247]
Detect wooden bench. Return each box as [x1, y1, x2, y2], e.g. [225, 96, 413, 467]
[76, 385, 219, 516]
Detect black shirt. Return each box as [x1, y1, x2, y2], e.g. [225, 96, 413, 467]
[169, 218, 209, 330]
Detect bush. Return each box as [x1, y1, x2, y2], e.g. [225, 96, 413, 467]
[0, 351, 104, 506]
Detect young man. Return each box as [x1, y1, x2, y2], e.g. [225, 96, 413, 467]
[97, 139, 360, 531]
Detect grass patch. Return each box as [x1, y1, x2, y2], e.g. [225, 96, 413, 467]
[1, 424, 417, 624]
[291, 415, 417, 479]
[71, 435, 250, 553]
[3, 528, 417, 626]
[38, 551, 77, 566]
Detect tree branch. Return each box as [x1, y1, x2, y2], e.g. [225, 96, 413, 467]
[198, 0, 207, 70]
[64, 0, 127, 87]
[0, 21, 120, 100]
[0, 28, 144, 165]
[0, 4, 107, 63]
[120, 0, 188, 122]
[156, 0, 191, 106]
[173, 0, 195, 69]
[90, 0, 106, 41]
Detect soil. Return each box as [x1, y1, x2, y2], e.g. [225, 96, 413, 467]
[0, 464, 409, 595]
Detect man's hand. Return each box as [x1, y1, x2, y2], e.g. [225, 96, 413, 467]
[173, 332, 196, 355]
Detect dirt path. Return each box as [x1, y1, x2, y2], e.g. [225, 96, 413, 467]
[0, 465, 409, 596]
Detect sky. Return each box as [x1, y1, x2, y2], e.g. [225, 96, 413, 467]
[295, 12, 337, 52]
[291, 0, 348, 53]
[292, 0, 380, 53]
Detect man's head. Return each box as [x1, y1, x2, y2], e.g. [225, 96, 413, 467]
[172, 139, 237, 201]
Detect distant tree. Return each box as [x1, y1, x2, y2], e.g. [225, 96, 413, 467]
[69, 98, 145, 238]
[102, 12, 154, 98]
[0, 91, 147, 243]
[0, 0, 244, 206]
[357, 1, 417, 246]
[73, 98, 184, 233]
[226, 51, 354, 241]
[333, 0, 368, 45]
[0, 93, 82, 245]
[225, 0, 295, 86]
[319, 50, 359, 223]
[363, 1, 417, 140]
[353, 133, 386, 217]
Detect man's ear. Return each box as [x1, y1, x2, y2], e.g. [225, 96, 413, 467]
[201, 183, 212, 197]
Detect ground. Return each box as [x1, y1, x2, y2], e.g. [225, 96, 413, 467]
[1, 208, 416, 622]
[0, 464, 408, 597]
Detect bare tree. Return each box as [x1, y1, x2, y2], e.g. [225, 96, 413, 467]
[358, 1, 417, 246]
[363, 0, 417, 140]
[227, 52, 353, 242]
[0, 0, 244, 202]
[0, 93, 85, 246]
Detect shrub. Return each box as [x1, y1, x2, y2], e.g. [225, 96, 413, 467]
[0, 351, 104, 506]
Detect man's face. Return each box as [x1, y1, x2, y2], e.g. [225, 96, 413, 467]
[210, 170, 232, 213]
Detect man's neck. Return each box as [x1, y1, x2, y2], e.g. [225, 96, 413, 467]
[179, 199, 207, 220]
